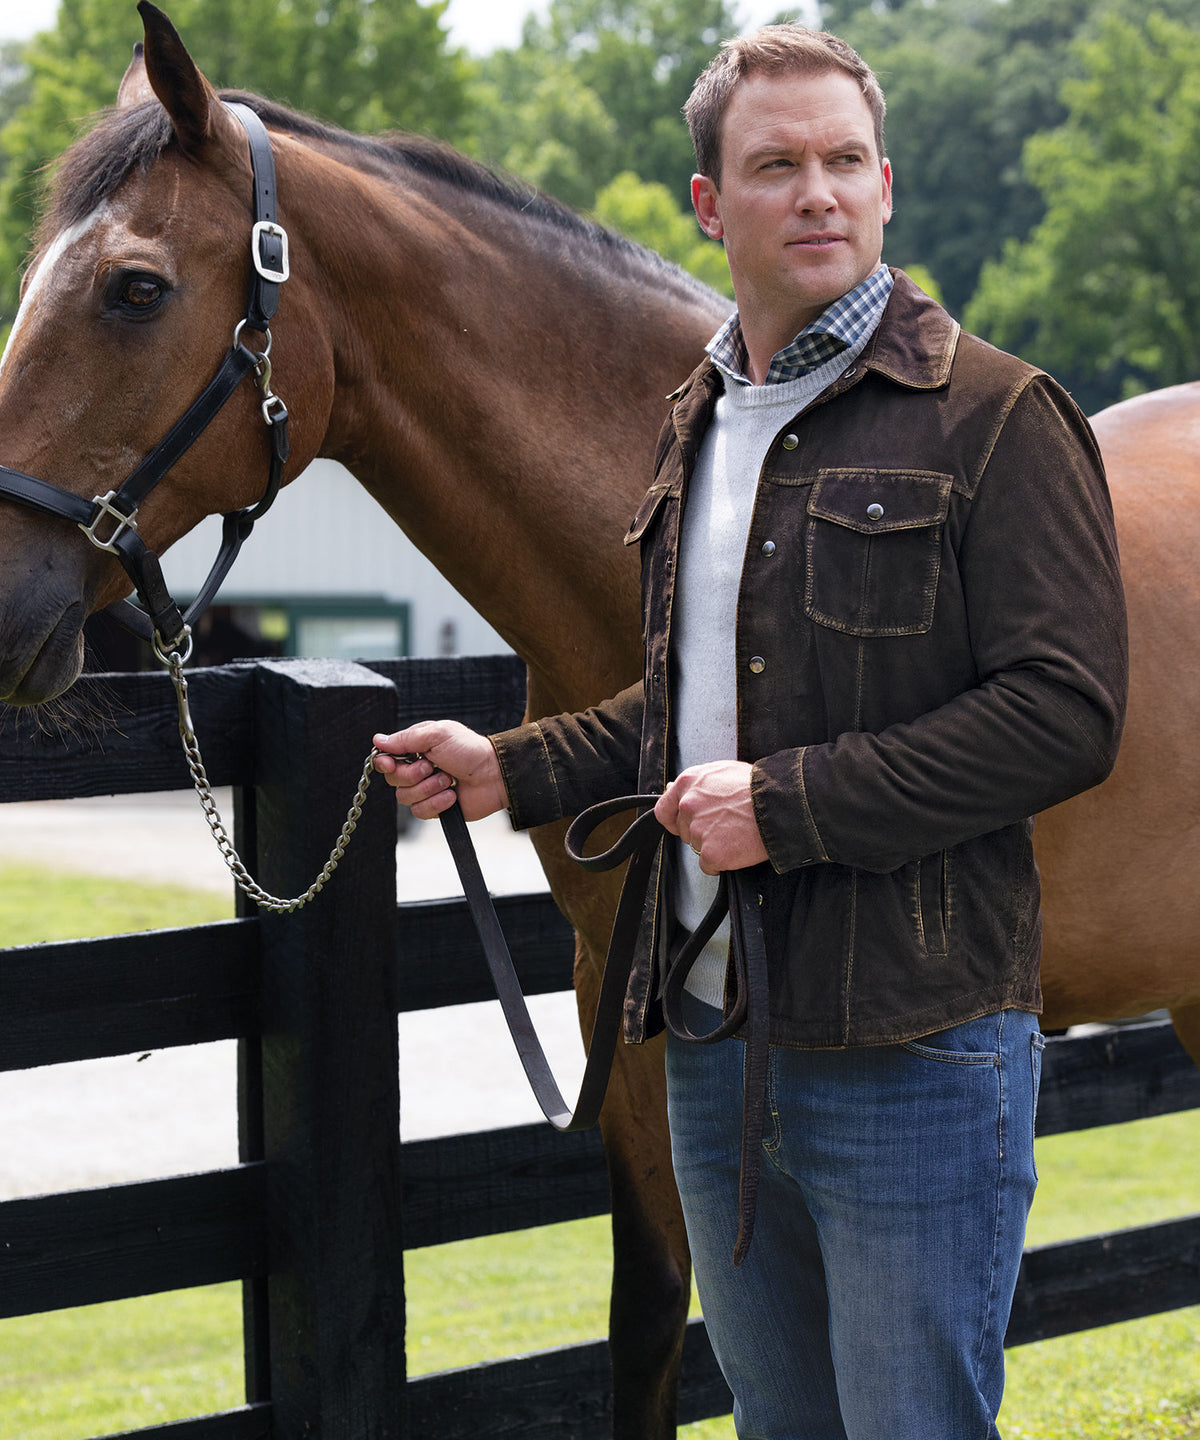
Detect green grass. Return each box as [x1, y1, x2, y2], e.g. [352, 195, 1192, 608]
[0, 1287, 244, 1439]
[1, 865, 1198, 1437]
[0, 863, 233, 945]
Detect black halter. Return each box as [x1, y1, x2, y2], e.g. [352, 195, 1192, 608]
[0, 102, 290, 657]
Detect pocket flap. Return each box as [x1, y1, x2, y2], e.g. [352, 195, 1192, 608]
[808, 470, 953, 534]
[624, 482, 674, 546]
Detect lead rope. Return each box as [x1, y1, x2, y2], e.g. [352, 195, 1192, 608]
[163, 643, 377, 913]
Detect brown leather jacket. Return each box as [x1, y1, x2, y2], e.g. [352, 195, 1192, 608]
[492, 271, 1128, 1048]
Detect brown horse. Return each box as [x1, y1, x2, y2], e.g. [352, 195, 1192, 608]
[0, 6, 1195, 1435]
[1036, 382, 1200, 1057]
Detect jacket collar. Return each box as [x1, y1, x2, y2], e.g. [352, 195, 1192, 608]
[860, 268, 959, 390]
[666, 267, 959, 425]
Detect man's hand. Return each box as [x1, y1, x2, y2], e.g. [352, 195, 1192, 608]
[372, 721, 509, 822]
[655, 760, 769, 875]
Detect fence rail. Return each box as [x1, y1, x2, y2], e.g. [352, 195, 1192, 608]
[1, 655, 1198, 1439]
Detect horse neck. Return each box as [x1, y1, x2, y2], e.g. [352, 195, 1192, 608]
[281, 140, 726, 710]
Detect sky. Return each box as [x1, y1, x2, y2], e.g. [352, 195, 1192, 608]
[4, 0, 814, 52]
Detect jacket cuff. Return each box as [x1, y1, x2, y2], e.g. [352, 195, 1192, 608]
[489, 723, 564, 832]
[751, 747, 829, 872]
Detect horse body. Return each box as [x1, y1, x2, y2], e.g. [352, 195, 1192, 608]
[0, 8, 1197, 1436]
[1036, 382, 1200, 1054]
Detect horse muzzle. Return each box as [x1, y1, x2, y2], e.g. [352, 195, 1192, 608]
[0, 581, 88, 705]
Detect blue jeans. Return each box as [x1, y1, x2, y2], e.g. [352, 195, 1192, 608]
[666, 1002, 1043, 1440]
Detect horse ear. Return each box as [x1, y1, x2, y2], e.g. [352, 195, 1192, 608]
[136, 1, 242, 159]
[117, 43, 156, 110]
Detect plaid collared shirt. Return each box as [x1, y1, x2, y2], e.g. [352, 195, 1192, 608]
[707, 265, 894, 386]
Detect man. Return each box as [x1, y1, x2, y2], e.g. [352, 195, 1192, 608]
[373, 25, 1127, 1439]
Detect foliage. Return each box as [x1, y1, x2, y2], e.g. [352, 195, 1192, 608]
[464, 45, 622, 211]
[0, 41, 32, 144]
[471, 0, 736, 207]
[817, 0, 1100, 317]
[462, 0, 738, 270]
[965, 11, 1200, 410]
[593, 170, 734, 296]
[0, 0, 469, 322]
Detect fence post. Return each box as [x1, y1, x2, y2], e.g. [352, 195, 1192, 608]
[239, 658, 403, 1438]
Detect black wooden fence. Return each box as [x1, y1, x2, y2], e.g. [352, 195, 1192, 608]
[1, 654, 1199, 1439]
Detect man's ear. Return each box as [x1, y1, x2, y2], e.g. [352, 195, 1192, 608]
[692, 174, 724, 240]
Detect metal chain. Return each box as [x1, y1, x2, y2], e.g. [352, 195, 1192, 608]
[164, 645, 378, 913]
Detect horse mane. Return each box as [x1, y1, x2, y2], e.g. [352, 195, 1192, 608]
[38, 91, 720, 305]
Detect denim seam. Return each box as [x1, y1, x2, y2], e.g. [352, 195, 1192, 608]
[899, 1042, 1000, 1066]
[1030, 1032, 1045, 1184]
[973, 1008, 1008, 1406]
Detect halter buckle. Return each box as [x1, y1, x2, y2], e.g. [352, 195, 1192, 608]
[251, 220, 290, 284]
[79, 490, 138, 553]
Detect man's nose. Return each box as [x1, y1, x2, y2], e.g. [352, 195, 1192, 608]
[794, 164, 837, 214]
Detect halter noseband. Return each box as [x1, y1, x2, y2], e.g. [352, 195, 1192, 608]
[0, 102, 290, 659]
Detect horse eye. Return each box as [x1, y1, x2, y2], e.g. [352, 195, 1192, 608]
[122, 278, 163, 308]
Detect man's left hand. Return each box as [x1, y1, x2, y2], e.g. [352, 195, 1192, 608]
[655, 760, 769, 875]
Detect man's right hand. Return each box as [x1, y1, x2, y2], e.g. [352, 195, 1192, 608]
[372, 721, 509, 822]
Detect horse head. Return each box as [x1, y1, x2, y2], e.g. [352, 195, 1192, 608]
[0, 2, 330, 704]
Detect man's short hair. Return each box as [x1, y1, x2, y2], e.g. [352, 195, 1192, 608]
[685, 25, 887, 186]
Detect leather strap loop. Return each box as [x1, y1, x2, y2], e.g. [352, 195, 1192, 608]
[450, 791, 771, 1263]
[438, 801, 638, 1132]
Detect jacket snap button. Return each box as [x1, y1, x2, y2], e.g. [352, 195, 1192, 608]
[781, 434, 798, 450]
[761, 540, 776, 557]
[866, 502, 885, 520]
[749, 655, 766, 674]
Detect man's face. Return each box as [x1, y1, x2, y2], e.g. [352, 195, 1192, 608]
[692, 68, 892, 340]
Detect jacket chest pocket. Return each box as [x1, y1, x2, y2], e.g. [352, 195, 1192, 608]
[805, 470, 953, 636]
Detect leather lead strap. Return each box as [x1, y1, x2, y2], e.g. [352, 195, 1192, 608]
[436, 799, 654, 1132]
[444, 792, 771, 1263]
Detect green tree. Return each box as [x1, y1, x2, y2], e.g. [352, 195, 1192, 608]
[822, 0, 1098, 317]
[468, 0, 736, 213]
[0, 41, 32, 139]
[593, 169, 733, 295]
[526, 0, 735, 197]
[0, 0, 468, 321]
[965, 11, 1200, 409]
[465, 47, 621, 210]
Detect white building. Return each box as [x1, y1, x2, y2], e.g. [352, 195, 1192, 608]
[156, 458, 510, 662]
